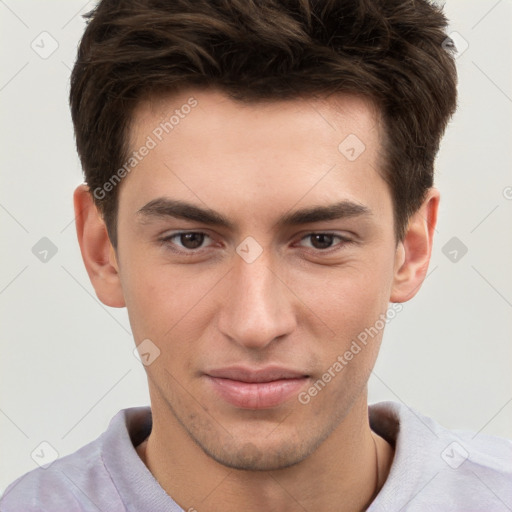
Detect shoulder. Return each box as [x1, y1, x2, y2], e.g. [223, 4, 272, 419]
[0, 439, 119, 512]
[369, 401, 512, 511]
[0, 407, 148, 512]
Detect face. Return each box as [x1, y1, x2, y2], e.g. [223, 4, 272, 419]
[111, 89, 403, 470]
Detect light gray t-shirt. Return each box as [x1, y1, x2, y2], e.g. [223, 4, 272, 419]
[1, 401, 511, 511]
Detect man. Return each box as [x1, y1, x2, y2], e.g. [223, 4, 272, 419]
[1, 0, 511, 510]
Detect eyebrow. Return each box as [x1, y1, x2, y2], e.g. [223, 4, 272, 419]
[136, 197, 372, 229]
[137, 198, 235, 229]
[276, 201, 371, 227]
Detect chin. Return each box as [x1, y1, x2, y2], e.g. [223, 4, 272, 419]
[203, 437, 312, 471]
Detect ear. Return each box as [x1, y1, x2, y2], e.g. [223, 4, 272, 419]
[390, 187, 440, 303]
[73, 184, 125, 308]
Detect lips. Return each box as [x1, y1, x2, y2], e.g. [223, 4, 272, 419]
[207, 366, 308, 382]
[205, 366, 310, 409]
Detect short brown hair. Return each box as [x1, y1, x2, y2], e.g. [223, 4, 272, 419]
[70, 0, 458, 247]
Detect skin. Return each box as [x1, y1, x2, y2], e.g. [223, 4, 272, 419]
[74, 88, 439, 512]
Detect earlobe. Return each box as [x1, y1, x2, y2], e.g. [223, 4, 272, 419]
[73, 184, 125, 308]
[390, 188, 440, 303]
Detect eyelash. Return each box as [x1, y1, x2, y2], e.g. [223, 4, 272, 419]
[297, 233, 354, 252]
[158, 231, 354, 255]
[159, 232, 215, 255]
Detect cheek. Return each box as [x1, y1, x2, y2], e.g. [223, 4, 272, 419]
[299, 268, 391, 410]
[294, 257, 394, 341]
[119, 252, 221, 346]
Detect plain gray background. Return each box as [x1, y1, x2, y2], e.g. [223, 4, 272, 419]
[1, 0, 511, 493]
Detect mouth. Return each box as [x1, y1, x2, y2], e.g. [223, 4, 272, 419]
[205, 366, 310, 409]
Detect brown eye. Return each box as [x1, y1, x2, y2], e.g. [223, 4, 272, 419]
[309, 233, 335, 249]
[179, 232, 205, 249]
[297, 233, 352, 252]
[161, 232, 213, 252]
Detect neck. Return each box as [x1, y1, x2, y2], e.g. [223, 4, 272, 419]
[136, 393, 393, 512]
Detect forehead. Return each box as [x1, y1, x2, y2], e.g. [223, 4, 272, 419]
[130, 88, 382, 146]
[120, 88, 389, 225]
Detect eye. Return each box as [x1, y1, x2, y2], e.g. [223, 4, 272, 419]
[160, 231, 213, 251]
[297, 233, 351, 250]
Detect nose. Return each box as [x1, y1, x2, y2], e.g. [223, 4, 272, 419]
[217, 251, 296, 350]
